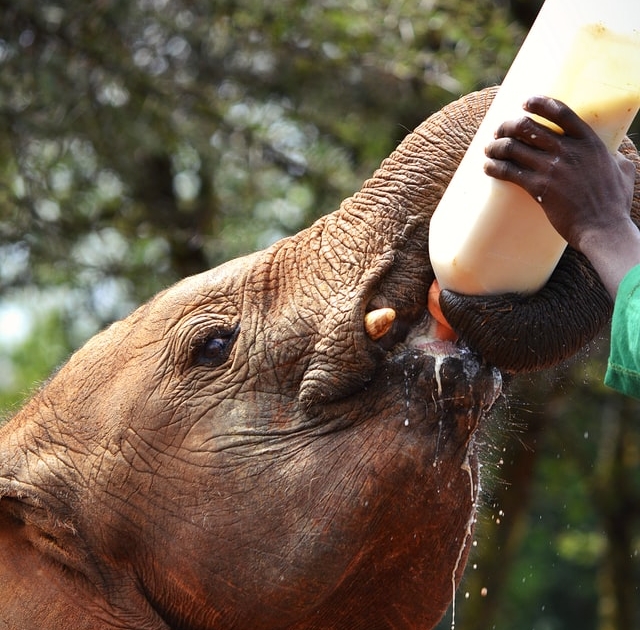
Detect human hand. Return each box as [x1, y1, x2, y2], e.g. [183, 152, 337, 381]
[483, 95, 640, 298]
[483, 95, 636, 254]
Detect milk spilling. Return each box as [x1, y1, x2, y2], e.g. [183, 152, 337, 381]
[429, 1, 640, 296]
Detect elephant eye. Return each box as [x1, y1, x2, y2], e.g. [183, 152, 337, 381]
[192, 325, 239, 368]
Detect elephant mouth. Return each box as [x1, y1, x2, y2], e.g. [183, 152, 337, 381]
[363, 277, 453, 351]
[409, 314, 502, 403]
[363, 296, 457, 356]
[364, 299, 503, 413]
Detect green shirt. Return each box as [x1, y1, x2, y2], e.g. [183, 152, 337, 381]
[604, 264, 640, 399]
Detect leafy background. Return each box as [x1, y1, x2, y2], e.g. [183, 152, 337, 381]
[0, 1, 639, 628]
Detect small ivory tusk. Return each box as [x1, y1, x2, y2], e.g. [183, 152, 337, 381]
[364, 308, 396, 341]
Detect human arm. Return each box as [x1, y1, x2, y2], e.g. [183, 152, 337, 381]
[483, 95, 640, 299]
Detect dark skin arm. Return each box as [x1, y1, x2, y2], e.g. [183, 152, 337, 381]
[483, 95, 640, 299]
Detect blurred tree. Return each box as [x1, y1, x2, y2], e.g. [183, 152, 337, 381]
[440, 345, 640, 630]
[0, 0, 521, 331]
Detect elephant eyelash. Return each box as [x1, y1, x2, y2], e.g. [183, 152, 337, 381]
[190, 324, 239, 368]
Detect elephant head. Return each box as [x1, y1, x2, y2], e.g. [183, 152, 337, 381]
[0, 87, 638, 630]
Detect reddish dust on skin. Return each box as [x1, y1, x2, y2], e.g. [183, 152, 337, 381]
[428, 280, 457, 341]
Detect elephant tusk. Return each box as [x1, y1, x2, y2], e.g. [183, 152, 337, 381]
[364, 308, 396, 341]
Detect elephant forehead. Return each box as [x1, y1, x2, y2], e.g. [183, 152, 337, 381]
[145, 252, 261, 327]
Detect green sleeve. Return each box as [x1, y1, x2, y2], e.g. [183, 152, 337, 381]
[604, 265, 640, 398]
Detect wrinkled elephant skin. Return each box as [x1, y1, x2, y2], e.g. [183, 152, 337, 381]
[1, 88, 637, 630]
[0, 250, 501, 630]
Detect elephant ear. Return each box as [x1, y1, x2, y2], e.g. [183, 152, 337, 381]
[438, 135, 640, 373]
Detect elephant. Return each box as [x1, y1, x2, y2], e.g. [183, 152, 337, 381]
[1, 86, 639, 630]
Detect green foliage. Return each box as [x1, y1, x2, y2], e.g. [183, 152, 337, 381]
[446, 352, 640, 630]
[0, 306, 73, 423]
[0, 0, 520, 299]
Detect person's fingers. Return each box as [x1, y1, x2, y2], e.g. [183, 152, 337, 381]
[493, 115, 562, 152]
[523, 95, 593, 139]
[483, 151, 546, 200]
[485, 134, 552, 172]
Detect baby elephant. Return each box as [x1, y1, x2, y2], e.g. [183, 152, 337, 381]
[1, 87, 637, 629]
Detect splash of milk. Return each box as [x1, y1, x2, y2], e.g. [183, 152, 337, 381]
[449, 451, 478, 630]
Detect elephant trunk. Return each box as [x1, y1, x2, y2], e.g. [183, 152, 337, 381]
[440, 249, 613, 372]
[289, 91, 500, 404]
[291, 87, 640, 383]
[438, 132, 640, 373]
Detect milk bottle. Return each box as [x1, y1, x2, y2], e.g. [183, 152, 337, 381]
[428, 0, 640, 295]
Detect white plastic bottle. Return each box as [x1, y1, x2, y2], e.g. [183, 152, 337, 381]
[428, 0, 640, 296]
